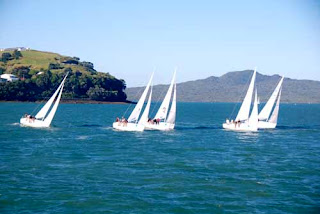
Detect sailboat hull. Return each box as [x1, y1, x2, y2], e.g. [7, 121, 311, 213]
[20, 118, 50, 128]
[144, 122, 175, 131]
[112, 122, 144, 132]
[222, 122, 258, 131]
[258, 121, 277, 129]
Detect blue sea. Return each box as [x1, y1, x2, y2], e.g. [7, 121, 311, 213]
[0, 102, 319, 213]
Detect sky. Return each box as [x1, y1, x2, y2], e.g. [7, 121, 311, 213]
[0, 0, 319, 87]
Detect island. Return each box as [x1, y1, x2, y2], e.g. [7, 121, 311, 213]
[0, 48, 127, 103]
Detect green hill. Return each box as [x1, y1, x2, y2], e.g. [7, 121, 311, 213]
[0, 49, 127, 102]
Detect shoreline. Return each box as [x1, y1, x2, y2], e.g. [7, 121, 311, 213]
[0, 100, 136, 105]
[0, 100, 319, 104]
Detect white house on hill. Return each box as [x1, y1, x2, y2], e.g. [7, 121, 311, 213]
[0, 74, 19, 82]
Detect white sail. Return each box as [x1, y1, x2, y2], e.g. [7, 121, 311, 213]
[154, 70, 176, 121]
[258, 76, 284, 121]
[269, 87, 282, 124]
[235, 69, 256, 122]
[248, 89, 258, 128]
[35, 74, 68, 119]
[166, 82, 176, 124]
[138, 87, 152, 125]
[43, 81, 65, 126]
[128, 73, 153, 123]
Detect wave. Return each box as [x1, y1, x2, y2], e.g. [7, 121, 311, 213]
[77, 124, 103, 127]
[176, 125, 221, 130]
[276, 125, 320, 130]
[76, 135, 89, 140]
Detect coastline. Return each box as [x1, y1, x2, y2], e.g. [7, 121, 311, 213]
[0, 99, 136, 105]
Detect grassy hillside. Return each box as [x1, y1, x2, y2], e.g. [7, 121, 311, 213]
[0, 49, 127, 102]
[1, 50, 92, 75]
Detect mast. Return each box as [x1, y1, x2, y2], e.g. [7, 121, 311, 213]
[235, 68, 256, 122]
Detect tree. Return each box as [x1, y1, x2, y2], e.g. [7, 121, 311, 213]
[64, 67, 72, 74]
[35, 70, 52, 89]
[1, 52, 13, 63]
[86, 86, 111, 101]
[11, 66, 31, 79]
[12, 50, 22, 59]
[0, 67, 5, 75]
[48, 63, 63, 70]
[80, 61, 96, 73]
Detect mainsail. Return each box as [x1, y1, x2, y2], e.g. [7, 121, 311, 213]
[128, 73, 153, 122]
[44, 81, 65, 126]
[138, 87, 152, 125]
[248, 89, 258, 128]
[35, 74, 68, 120]
[258, 76, 284, 121]
[154, 70, 176, 121]
[166, 82, 176, 124]
[268, 87, 282, 124]
[235, 69, 256, 122]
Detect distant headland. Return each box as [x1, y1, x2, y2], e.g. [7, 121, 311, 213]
[126, 71, 320, 104]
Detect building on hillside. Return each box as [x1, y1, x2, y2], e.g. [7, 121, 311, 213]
[0, 74, 19, 82]
[0, 47, 30, 52]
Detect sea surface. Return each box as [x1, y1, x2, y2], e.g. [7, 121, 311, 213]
[0, 102, 319, 213]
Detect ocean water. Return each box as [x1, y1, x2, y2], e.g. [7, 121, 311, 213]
[0, 102, 319, 213]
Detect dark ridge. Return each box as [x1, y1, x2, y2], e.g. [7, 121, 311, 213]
[126, 70, 320, 103]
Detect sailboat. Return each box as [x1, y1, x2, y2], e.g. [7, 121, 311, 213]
[258, 76, 284, 129]
[112, 73, 153, 132]
[222, 69, 258, 131]
[20, 73, 68, 128]
[145, 70, 176, 131]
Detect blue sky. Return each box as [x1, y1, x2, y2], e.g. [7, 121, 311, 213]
[0, 0, 319, 86]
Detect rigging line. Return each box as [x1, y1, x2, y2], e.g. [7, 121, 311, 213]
[29, 98, 46, 116]
[228, 70, 254, 120]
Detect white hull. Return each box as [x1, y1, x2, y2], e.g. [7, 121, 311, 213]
[144, 122, 175, 131]
[112, 122, 144, 132]
[258, 121, 277, 129]
[222, 122, 258, 132]
[20, 118, 50, 128]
